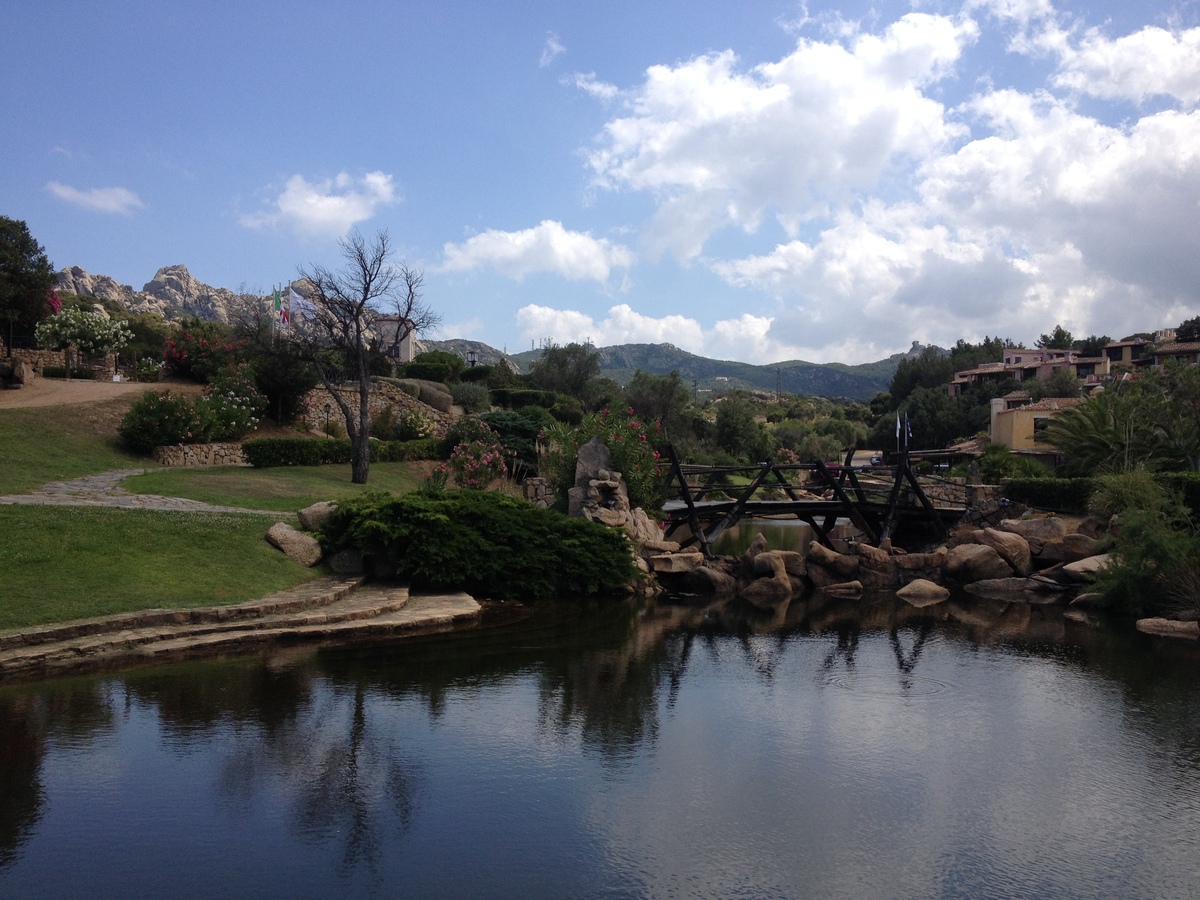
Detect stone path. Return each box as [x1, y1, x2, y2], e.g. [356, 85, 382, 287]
[0, 576, 483, 680]
[0, 468, 288, 515]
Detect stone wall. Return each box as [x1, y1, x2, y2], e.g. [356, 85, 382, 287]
[302, 381, 455, 437]
[918, 477, 1004, 508]
[0, 342, 117, 380]
[151, 443, 248, 467]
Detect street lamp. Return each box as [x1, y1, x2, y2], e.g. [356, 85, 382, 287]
[466, 349, 478, 367]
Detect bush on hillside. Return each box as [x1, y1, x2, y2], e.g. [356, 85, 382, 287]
[319, 491, 638, 601]
[118, 391, 210, 453]
[450, 381, 490, 414]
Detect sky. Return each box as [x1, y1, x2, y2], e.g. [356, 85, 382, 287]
[3, 0, 1199, 364]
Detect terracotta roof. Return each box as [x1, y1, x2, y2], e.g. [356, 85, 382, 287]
[1154, 341, 1200, 354]
[1015, 397, 1085, 412]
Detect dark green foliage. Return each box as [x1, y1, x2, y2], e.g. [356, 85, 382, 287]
[1156, 472, 1200, 517]
[978, 444, 1049, 482]
[403, 350, 465, 383]
[1030, 366, 1082, 399]
[550, 396, 583, 424]
[1176, 316, 1200, 342]
[624, 369, 691, 439]
[528, 342, 600, 399]
[438, 416, 500, 458]
[242, 437, 438, 467]
[1001, 477, 1095, 513]
[490, 388, 557, 409]
[459, 364, 491, 384]
[1072, 334, 1112, 357]
[1037, 325, 1074, 350]
[450, 381, 490, 413]
[477, 410, 542, 476]
[163, 317, 241, 382]
[118, 391, 208, 454]
[0, 216, 56, 346]
[321, 491, 638, 600]
[41, 366, 97, 380]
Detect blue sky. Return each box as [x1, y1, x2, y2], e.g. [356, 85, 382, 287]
[4, 0, 1199, 363]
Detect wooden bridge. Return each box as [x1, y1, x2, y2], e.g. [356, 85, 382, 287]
[660, 447, 965, 556]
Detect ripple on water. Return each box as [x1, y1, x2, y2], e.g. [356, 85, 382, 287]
[822, 670, 949, 697]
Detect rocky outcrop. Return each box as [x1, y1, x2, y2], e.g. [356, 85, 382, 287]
[945, 543, 1014, 582]
[56, 264, 252, 323]
[297, 501, 339, 533]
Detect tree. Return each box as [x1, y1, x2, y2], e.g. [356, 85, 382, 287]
[1036, 324, 1074, 350]
[1176, 316, 1200, 343]
[1072, 334, 1112, 357]
[528, 342, 599, 400]
[297, 230, 440, 484]
[623, 369, 690, 439]
[1031, 366, 1083, 399]
[35, 307, 131, 379]
[0, 217, 56, 355]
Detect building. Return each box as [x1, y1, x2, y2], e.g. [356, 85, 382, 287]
[990, 396, 1085, 454]
[373, 316, 420, 364]
[948, 348, 1110, 396]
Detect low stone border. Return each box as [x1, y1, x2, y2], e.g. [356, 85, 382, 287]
[152, 442, 248, 466]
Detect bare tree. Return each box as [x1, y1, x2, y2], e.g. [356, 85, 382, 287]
[297, 230, 440, 483]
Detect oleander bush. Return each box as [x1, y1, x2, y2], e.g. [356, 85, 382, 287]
[320, 491, 638, 600]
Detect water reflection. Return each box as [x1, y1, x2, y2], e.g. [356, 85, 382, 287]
[1, 593, 1199, 897]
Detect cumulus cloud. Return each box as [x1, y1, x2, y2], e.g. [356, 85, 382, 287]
[570, 72, 619, 101]
[440, 220, 633, 282]
[540, 32, 566, 67]
[569, 1, 1200, 359]
[588, 12, 977, 259]
[46, 182, 143, 214]
[240, 171, 398, 236]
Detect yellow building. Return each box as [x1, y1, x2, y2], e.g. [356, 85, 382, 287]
[990, 396, 1084, 452]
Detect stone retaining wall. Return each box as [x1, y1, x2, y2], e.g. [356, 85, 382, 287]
[151, 443, 248, 467]
[0, 343, 118, 380]
[303, 382, 455, 437]
[919, 478, 1004, 507]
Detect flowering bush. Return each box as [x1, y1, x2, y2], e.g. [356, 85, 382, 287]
[446, 439, 512, 489]
[540, 407, 666, 511]
[118, 391, 210, 453]
[204, 364, 267, 441]
[163, 318, 241, 382]
[35, 307, 132, 360]
[395, 408, 436, 441]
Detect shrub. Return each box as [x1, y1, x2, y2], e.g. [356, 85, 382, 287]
[403, 350, 465, 383]
[477, 410, 542, 477]
[376, 377, 421, 399]
[41, 366, 97, 380]
[415, 380, 453, 412]
[450, 381, 491, 414]
[241, 437, 439, 467]
[163, 318, 241, 383]
[445, 439, 512, 489]
[439, 417, 499, 458]
[319, 491, 638, 601]
[204, 364, 267, 441]
[118, 391, 209, 453]
[550, 396, 583, 424]
[1002, 477, 1095, 513]
[490, 388, 557, 410]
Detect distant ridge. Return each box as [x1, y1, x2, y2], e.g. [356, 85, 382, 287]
[58, 264, 926, 401]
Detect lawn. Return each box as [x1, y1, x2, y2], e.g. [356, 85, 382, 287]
[0, 402, 145, 494]
[121, 461, 432, 510]
[0, 506, 319, 629]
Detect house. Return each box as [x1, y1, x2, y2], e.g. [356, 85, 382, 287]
[1151, 341, 1200, 366]
[990, 396, 1084, 454]
[373, 316, 420, 364]
[948, 349, 1110, 396]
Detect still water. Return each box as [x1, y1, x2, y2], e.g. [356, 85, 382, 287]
[1, 592, 1198, 899]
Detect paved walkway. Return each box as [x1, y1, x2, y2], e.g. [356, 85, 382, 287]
[0, 468, 289, 515]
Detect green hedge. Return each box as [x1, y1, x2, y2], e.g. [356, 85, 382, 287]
[320, 491, 638, 600]
[42, 367, 97, 380]
[1003, 473, 1200, 516]
[1001, 477, 1095, 513]
[490, 388, 557, 410]
[242, 437, 440, 467]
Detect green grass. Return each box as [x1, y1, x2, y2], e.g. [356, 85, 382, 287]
[0, 506, 318, 629]
[121, 461, 430, 511]
[0, 405, 144, 494]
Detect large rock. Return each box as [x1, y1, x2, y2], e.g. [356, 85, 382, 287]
[855, 543, 899, 589]
[266, 522, 323, 567]
[896, 579, 950, 607]
[974, 528, 1033, 576]
[895, 549, 947, 584]
[821, 580, 863, 600]
[1136, 618, 1200, 640]
[945, 543, 1014, 582]
[806, 542, 860, 586]
[680, 565, 737, 596]
[962, 577, 1065, 603]
[752, 550, 806, 579]
[297, 501, 338, 532]
[1062, 533, 1103, 561]
[740, 553, 794, 609]
[1062, 554, 1112, 582]
[649, 552, 705, 573]
[625, 507, 662, 547]
[999, 517, 1068, 543]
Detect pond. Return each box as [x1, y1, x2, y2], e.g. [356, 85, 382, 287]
[2, 592, 1198, 899]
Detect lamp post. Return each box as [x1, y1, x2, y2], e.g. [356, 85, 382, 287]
[324, 402, 332, 431]
[466, 349, 478, 367]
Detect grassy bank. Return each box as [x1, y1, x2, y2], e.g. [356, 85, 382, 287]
[0, 403, 144, 494]
[0, 506, 318, 629]
[121, 461, 431, 511]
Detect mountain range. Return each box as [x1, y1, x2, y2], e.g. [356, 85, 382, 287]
[57, 264, 921, 401]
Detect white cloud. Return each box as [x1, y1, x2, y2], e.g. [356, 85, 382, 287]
[46, 182, 143, 214]
[240, 171, 398, 236]
[540, 32, 566, 67]
[570, 72, 619, 101]
[587, 13, 977, 259]
[515, 303, 815, 363]
[1054, 26, 1200, 106]
[440, 220, 633, 282]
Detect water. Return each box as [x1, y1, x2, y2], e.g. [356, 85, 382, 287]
[2, 594, 1198, 899]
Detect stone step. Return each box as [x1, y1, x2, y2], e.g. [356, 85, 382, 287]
[0, 576, 365, 651]
[0, 589, 482, 680]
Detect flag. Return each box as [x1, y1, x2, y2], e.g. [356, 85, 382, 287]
[905, 413, 912, 441]
[895, 413, 901, 438]
[288, 287, 303, 308]
[279, 308, 290, 328]
[273, 288, 281, 312]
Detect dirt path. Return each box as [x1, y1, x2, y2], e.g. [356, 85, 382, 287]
[0, 377, 157, 409]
